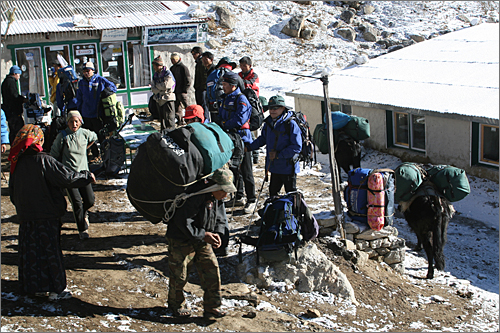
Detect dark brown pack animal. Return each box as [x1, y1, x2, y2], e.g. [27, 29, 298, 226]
[335, 133, 361, 176]
[399, 183, 455, 279]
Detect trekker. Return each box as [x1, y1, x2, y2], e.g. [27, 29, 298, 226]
[218, 71, 257, 214]
[182, 104, 205, 125]
[166, 167, 235, 319]
[48, 60, 63, 117]
[76, 62, 117, 161]
[56, 65, 79, 114]
[8, 124, 95, 300]
[50, 111, 97, 240]
[1, 65, 27, 145]
[151, 56, 176, 131]
[201, 51, 216, 121]
[170, 52, 192, 126]
[238, 56, 261, 164]
[191, 47, 210, 121]
[246, 95, 302, 198]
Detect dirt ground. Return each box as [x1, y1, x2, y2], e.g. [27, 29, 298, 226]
[0, 138, 497, 332]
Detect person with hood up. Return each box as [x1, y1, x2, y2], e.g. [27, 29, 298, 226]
[76, 62, 116, 160]
[50, 111, 97, 240]
[170, 52, 192, 126]
[8, 124, 95, 300]
[218, 71, 257, 214]
[245, 95, 302, 198]
[1, 65, 27, 145]
[151, 56, 177, 131]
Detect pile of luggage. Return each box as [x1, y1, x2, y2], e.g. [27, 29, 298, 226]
[126, 122, 235, 223]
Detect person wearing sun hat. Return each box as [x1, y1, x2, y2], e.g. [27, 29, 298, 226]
[50, 110, 98, 240]
[182, 104, 205, 124]
[245, 95, 302, 198]
[151, 55, 176, 130]
[165, 166, 233, 319]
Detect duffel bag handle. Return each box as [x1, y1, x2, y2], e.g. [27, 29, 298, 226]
[201, 123, 225, 153]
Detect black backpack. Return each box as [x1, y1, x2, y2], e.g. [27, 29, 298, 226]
[284, 111, 316, 168]
[242, 88, 264, 131]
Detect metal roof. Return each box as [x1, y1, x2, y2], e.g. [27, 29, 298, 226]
[288, 23, 499, 123]
[1, 1, 207, 36]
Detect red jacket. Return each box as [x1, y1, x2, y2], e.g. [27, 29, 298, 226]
[238, 69, 259, 97]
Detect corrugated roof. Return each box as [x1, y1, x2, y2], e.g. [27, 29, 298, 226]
[288, 23, 499, 122]
[1, 1, 207, 35]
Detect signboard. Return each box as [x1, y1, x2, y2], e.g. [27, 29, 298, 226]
[76, 49, 94, 56]
[101, 29, 128, 41]
[143, 24, 199, 46]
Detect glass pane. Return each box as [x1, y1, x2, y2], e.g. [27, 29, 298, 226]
[482, 125, 499, 163]
[411, 115, 426, 150]
[330, 103, 341, 112]
[127, 41, 151, 88]
[72, 43, 98, 78]
[101, 42, 126, 89]
[394, 112, 409, 146]
[44, 45, 70, 103]
[16, 48, 44, 96]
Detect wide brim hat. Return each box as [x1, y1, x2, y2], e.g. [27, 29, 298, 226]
[216, 56, 237, 70]
[265, 95, 292, 111]
[211, 167, 237, 193]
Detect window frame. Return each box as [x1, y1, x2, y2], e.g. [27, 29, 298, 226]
[126, 40, 151, 89]
[100, 41, 127, 90]
[72, 42, 99, 78]
[479, 124, 499, 166]
[14, 46, 45, 97]
[390, 111, 426, 152]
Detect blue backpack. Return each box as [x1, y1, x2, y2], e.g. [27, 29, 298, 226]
[206, 67, 230, 107]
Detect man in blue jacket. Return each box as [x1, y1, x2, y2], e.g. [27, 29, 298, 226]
[76, 62, 117, 160]
[246, 95, 302, 198]
[218, 71, 257, 214]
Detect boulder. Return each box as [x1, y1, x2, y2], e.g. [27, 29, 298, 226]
[389, 236, 405, 249]
[317, 216, 337, 228]
[355, 226, 398, 240]
[216, 6, 236, 29]
[364, 248, 378, 258]
[390, 262, 405, 274]
[388, 45, 404, 53]
[363, 5, 375, 15]
[340, 9, 356, 24]
[355, 54, 369, 65]
[306, 309, 321, 318]
[409, 34, 425, 43]
[375, 247, 390, 255]
[337, 27, 356, 42]
[206, 39, 221, 50]
[344, 221, 360, 234]
[354, 250, 369, 266]
[293, 1, 313, 5]
[282, 15, 305, 38]
[300, 28, 316, 40]
[355, 239, 369, 251]
[457, 14, 470, 23]
[384, 248, 405, 264]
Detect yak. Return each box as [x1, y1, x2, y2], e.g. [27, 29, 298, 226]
[399, 183, 455, 279]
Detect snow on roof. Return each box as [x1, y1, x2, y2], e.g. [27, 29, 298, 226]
[0, 1, 207, 35]
[288, 23, 499, 122]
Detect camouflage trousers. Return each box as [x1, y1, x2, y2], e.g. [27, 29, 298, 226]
[166, 238, 221, 311]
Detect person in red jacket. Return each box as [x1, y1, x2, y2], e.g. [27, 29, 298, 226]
[238, 56, 259, 97]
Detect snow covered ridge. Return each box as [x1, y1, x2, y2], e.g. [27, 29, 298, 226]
[197, 1, 499, 71]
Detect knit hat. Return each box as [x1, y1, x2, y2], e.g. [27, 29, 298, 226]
[152, 56, 163, 66]
[267, 95, 292, 110]
[183, 105, 205, 123]
[212, 167, 237, 193]
[216, 56, 237, 70]
[222, 71, 239, 86]
[82, 62, 95, 71]
[9, 65, 22, 75]
[67, 110, 84, 124]
[170, 52, 180, 62]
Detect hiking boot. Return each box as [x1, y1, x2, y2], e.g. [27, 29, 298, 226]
[253, 156, 259, 164]
[233, 197, 246, 207]
[204, 307, 226, 319]
[244, 201, 257, 214]
[79, 231, 90, 240]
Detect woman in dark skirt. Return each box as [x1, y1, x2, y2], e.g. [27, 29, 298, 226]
[8, 124, 95, 299]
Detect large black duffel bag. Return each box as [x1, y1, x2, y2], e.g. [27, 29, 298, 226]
[126, 127, 206, 223]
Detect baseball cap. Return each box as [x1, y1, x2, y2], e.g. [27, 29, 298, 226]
[9, 65, 22, 75]
[212, 167, 237, 193]
[183, 105, 205, 123]
[82, 62, 95, 71]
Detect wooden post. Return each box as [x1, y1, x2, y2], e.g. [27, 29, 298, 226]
[320, 75, 345, 239]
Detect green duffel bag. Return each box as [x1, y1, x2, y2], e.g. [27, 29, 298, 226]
[426, 165, 470, 202]
[188, 122, 234, 175]
[313, 123, 329, 154]
[394, 162, 426, 202]
[342, 116, 370, 141]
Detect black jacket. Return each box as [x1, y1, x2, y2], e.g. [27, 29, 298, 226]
[193, 55, 207, 91]
[170, 60, 192, 94]
[1, 75, 25, 120]
[10, 150, 94, 221]
[166, 191, 227, 243]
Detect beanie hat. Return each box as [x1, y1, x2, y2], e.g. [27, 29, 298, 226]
[67, 110, 84, 124]
[82, 62, 95, 71]
[170, 52, 180, 62]
[212, 167, 237, 193]
[222, 71, 239, 86]
[152, 56, 163, 66]
[9, 65, 22, 75]
[216, 56, 237, 70]
[183, 104, 205, 123]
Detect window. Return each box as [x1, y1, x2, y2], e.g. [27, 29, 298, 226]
[44, 45, 70, 102]
[101, 42, 126, 89]
[73, 43, 98, 78]
[480, 124, 499, 165]
[127, 41, 151, 88]
[330, 103, 341, 112]
[393, 112, 425, 151]
[15, 47, 44, 96]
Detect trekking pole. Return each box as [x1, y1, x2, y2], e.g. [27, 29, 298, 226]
[249, 165, 269, 222]
[228, 163, 242, 222]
